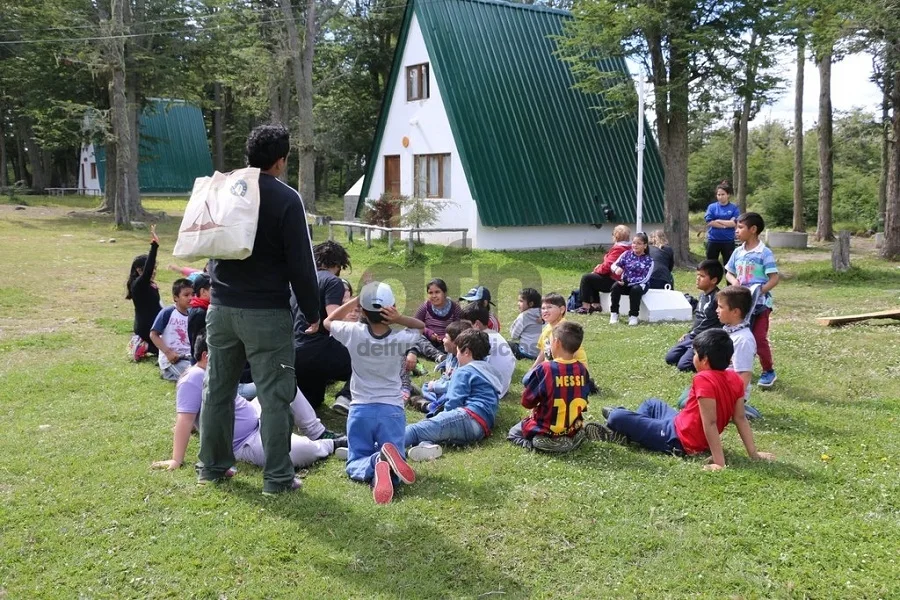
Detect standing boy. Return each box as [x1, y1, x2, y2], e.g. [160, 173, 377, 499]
[725, 212, 780, 387]
[324, 281, 425, 505]
[149, 278, 194, 381]
[508, 321, 591, 453]
[585, 329, 775, 470]
[404, 329, 504, 460]
[665, 259, 723, 372]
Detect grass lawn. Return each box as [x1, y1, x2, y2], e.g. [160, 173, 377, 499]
[1, 202, 899, 599]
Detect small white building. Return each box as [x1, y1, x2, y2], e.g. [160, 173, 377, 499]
[355, 0, 665, 250]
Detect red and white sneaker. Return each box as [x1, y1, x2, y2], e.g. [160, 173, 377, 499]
[372, 459, 394, 504]
[380, 442, 416, 485]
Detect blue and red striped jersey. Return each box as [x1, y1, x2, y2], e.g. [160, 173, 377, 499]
[521, 359, 590, 438]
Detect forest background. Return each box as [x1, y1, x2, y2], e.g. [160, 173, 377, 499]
[1, 0, 898, 254]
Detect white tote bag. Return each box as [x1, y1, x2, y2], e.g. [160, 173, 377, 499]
[173, 167, 261, 261]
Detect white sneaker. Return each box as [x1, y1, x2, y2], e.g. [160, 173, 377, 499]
[628, 316, 639, 326]
[609, 313, 619, 324]
[332, 395, 351, 416]
[334, 447, 348, 460]
[407, 442, 443, 462]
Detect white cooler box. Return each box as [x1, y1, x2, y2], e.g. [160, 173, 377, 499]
[599, 289, 693, 323]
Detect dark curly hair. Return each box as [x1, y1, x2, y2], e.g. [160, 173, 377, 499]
[313, 240, 351, 272]
[246, 124, 290, 170]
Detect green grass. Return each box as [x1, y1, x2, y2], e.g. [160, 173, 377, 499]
[1, 210, 899, 599]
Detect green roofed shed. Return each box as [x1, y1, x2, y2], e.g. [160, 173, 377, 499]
[356, 0, 664, 249]
[93, 99, 213, 194]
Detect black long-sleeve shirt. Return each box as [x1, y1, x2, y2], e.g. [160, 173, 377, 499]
[209, 173, 320, 322]
[131, 241, 162, 342]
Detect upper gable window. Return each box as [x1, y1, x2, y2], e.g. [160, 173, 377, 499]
[406, 63, 429, 101]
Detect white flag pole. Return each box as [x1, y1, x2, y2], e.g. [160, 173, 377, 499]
[635, 76, 646, 234]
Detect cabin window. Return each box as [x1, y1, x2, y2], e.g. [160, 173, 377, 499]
[406, 63, 429, 101]
[414, 154, 450, 198]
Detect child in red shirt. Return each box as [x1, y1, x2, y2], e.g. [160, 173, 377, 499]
[585, 328, 775, 470]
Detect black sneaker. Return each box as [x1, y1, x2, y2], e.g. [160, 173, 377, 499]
[318, 429, 344, 440]
[332, 435, 348, 450]
[583, 422, 629, 445]
[408, 395, 430, 413]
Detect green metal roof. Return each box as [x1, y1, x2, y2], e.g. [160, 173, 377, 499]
[359, 0, 665, 227]
[96, 99, 213, 194]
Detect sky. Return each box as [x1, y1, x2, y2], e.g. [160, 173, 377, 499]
[760, 51, 883, 129]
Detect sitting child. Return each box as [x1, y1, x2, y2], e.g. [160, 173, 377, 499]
[609, 232, 654, 326]
[716, 285, 761, 419]
[460, 303, 516, 398]
[585, 329, 775, 470]
[460, 286, 500, 331]
[150, 334, 343, 474]
[527, 294, 592, 392]
[126, 225, 161, 361]
[187, 274, 210, 361]
[404, 329, 503, 461]
[509, 287, 543, 360]
[410, 319, 473, 413]
[665, 259, 723, 372]
[324, 281, 425, 505]
[149, 278, 194, 381]
[508, 321, 591, 453]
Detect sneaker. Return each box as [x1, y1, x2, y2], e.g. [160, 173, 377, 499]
[334, 447, 349, 460]
[412, 363, 428, 377]
[379, 442, 416, 484]
[196, 465, 237, 485]
[372, 459, 394, 504]
[628, 316, 639, 326]
[408, 396, 430, 413]
[262, 477, 302, 496]
[532, 433, 579, 453]
[744, 404, 762, 420]
[332, 395, 351, 416]
[331, 435, 348, 450]
[583, 422, 629, 445]
[758, 370, 777, 388]
[408, 442, 443, 462]
[317, 429, 344, 440]
[609, 313, 619, 325]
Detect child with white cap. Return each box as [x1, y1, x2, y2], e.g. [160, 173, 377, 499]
[323, 281, 426, 504]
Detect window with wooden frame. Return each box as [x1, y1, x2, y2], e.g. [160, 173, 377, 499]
[406, 63, 429, 101]
[414, 154, 450, 198]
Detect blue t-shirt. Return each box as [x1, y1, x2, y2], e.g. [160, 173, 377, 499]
[705, 202, 741, 242]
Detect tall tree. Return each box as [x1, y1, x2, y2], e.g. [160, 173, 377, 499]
[793, 27, 806, 232]
[816, 44, 834, 241]
[560, 0, 752, 265]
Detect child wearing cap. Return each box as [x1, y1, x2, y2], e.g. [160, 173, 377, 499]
[323, 281, 426, 504]
[460, 286, 500, 331]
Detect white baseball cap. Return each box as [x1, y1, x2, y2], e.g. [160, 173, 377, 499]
[359, 281, 395, 311]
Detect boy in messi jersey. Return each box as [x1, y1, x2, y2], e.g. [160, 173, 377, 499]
[508, 321, 591, 453]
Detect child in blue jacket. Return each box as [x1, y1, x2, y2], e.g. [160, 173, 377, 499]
[403, 329, 503, 461]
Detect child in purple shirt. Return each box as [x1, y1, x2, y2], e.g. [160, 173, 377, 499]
[609, 232, 654, 326]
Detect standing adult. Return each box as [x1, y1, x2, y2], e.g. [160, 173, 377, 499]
[704, 180, 741, 265]
[291, 240, 354, 413]
[199, 125, 320, 495]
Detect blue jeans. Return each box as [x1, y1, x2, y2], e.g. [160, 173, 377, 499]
[607, 398, 684, 455]
[404, 409, 485, 447]
[664, 336, 696, 372]
[345, 403, 407, 484]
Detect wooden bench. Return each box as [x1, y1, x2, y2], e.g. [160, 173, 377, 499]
[816, 309, 900, 327]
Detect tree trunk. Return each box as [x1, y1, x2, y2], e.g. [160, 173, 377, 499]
[737, 98, 750, 212]
[0, 105, 7, 187]
[792, 31, 805, 232]
[110, 0, 132, 228]
[280, 0, 318, 211]
[20, 119, 48, 192]
[831, 230, 850, 272]
[213, 82, 225, 171]
[14, 122, 28, 185]
[98, 139, 117, 212]
[816, 48, 834, 242]
[731, 111, 740, 194]
[879, 63, 890, 232]
[648, 30, 690, 265]
[882, 67, 900, 260]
